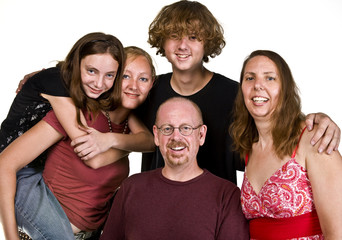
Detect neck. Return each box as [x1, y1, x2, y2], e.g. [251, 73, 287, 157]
[170, 66, 213, 96]
[104, 106, 130, 125]
[254, 119, 274, 150]
[162, 162, 203, 182]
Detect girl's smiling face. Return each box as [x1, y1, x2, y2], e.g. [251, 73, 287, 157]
[80, 53, 118, 99]
[120, 55, 154, 110]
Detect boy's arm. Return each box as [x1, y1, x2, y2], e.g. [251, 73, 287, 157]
[305, 112, 340, 154]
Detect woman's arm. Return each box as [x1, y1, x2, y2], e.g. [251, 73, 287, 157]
[71, 113, 155, 168]
[72, 113, 155, 159]
[0, 121, 62, 239]
[304, 131, 342, 238]
[41, 94, 129, 166]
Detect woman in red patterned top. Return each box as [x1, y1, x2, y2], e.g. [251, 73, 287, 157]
[230, 50, 342, 239]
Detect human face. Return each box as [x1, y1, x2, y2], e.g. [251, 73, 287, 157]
[242, 56, 281, 121]
[121, 55, 154, 110]
[80, 53, 119, 99]
[153, 99, 206, 168]
[163, 35, 205, 71]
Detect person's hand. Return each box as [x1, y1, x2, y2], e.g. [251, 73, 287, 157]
[16, 69, 44, 93]
[71, 126, 113, 160]
[305, 112, 341, 154]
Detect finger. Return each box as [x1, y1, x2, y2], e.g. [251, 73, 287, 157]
[324, 129, 340, 153]
[77, 148, 92, 158]
[315, 126, 337, 153]
[73, 142, 90, 154]
[335, 129, 341, 151]
[310, 127, 326, 147]
[317, 133, 333, 154]
[81, 152, 96, 161]
[16, 81, 24, 93]
[322, 135, 339, 154]
[71, 136, 88, 147]
[305, 115, 315, 131]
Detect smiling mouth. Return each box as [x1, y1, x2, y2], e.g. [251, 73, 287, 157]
[124, 92, 139, 98]
[176, 54, 190, 59]
[89, 87, 103, 94]
[171, 146, 186, 151]
[252, 97, 269, 103]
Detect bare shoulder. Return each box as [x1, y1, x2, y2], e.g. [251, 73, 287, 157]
[299, 127, 342, 167]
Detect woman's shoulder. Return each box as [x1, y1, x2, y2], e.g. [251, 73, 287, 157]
[298, 126, 319, 153]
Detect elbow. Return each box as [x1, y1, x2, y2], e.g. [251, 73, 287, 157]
[321, 223, 342, 239]
[143, 142, 156, 153]
[83, 160, 102, 170]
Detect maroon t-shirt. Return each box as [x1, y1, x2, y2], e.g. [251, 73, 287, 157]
[101, 168, 249, 240]
[43, 110, 129, 231]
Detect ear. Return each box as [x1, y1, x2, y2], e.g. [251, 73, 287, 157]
[199, 125, 207, 146]
[153, 125, 160, 146]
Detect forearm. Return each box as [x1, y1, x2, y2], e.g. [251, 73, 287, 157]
[42, 95, 87, 140]
[110, 132, 155, 153]
[83, 149, 129, 169]
[0, 169, 20, 240]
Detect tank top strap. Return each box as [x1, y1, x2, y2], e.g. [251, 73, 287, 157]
[291, 127, 307, 158]
[245, 153, 249, 166]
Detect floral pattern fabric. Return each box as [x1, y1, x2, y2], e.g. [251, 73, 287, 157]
[241, 158, 324, 239]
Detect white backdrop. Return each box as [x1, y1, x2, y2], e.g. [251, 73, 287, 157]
[0, 0, 341, 237]
[0, 0, 341, 180]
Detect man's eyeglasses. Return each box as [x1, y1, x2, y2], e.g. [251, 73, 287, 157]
[156, 124, 202, 136]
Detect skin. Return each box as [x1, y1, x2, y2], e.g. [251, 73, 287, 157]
[16, 36, 341, 154]
[153, 98, 207, 182]
[70, 54, 155, 163]
[80, 54, 118, 98]
[161, 34, 340, 153]
[243, 55, 342, 238]
[0, 52, 155, 238]
[163, 36, 213, 96]
[242, 56, 281, 123]
[120, 55, 155, 110]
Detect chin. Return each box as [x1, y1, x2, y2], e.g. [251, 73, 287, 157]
[166, 156, 188, 166]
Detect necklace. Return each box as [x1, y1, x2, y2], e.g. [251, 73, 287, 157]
[104, 111, 128, 134]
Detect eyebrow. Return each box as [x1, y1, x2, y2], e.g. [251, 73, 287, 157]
[244, 71, 277, 75]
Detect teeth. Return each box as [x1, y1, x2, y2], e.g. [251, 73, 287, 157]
[172, 146, 185, 151]
[253, 97, 268, 103]
[177, 54, 189, 58]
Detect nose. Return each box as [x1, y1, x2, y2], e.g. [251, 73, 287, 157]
[128, 78, 138, 91]
[94, 76, 104, 89]
[254, 78, 264, 91]
[178, 37, 189, 49]
[170, 127, 183, 140]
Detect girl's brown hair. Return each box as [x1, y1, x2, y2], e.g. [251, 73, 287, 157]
[57, 32, 125, 125]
